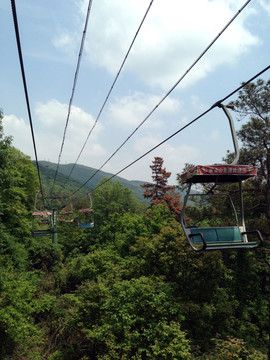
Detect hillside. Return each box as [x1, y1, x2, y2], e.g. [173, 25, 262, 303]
[37, 161, 149, 203]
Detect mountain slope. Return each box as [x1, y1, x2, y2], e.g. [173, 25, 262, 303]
[38, 161, 148, 203]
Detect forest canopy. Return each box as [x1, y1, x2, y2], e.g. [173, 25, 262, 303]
[0, 78, 269, 360]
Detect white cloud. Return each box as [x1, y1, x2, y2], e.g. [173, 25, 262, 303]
[3, 114, 34, 158]
[3, 100, 106, 165]
[75, 0, 260, 90]
[102, 133, 200, 184]
[258, 0, 270, 15]
[208, 129, 220, 141]
[35, 99, 102, 140]
[133, 134, 161, 154]
[190, 95, 207, 113]
[52, 29, 78, 57]
[2, 0, 269, 189]
[107, 91, 182, 129]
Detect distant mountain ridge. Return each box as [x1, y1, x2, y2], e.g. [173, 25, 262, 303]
[38, 161, 148, 202]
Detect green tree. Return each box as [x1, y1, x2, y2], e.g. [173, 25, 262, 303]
[1, 147, 38, 236]
[91, 179, 142, 228]
[230, 78, 270, 226]
[0, 108, 12, 222]
[98, 212, 147, 256]
[204, 336, 267, 360]
[130, 215, 234, 353]
[0, 109, 12, 172]
[48, 276, 192, 359]
[228, 79, 270, 358]
[0, 267, 45, 359]
[0, 110, 39, 237]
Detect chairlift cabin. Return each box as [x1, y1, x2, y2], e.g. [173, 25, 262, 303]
[58, 211, 74, 223]
[31, 210, 53, 236]
[78, 193, 94, 229]
[180, 165, 263, 251]
[58, 204, 74, 223]
[31, 190, 53, 236]
[179, 103, 263, 251]
[78, 208, 94, 228]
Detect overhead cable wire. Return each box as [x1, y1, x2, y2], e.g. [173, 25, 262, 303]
[10, 0, 47, 206]
[64, 0, 156, 183]
[50, 0, 94, 195]
[64, 0, 253, 194]
[64, 63, 270, 203]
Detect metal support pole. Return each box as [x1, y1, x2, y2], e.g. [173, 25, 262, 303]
[239, 181, 248, 242]
[52, 209, 58, 244]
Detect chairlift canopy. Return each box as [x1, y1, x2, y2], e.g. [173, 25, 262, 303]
[181, 165, 257, 184]
[32, 211, 52, 216]
[78, 208, 94, 213]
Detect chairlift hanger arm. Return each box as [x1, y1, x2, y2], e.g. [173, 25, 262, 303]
[213, 102, 239, 165]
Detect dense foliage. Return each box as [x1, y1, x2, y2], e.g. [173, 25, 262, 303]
[0, 83, 270, 360]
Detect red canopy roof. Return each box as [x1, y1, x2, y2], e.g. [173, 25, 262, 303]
[78, 208, 94, 213]
[32, 211, 52, 216]
[181, 165, 257, 184]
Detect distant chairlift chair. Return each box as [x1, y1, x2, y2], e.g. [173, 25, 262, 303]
[31, 190, 53, 236]
[78, 194, 94, 229]
[58, 204, 74, 223]
[31, 210, 53, 236]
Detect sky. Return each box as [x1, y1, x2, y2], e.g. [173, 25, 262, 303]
[1, 0, 270, 186]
